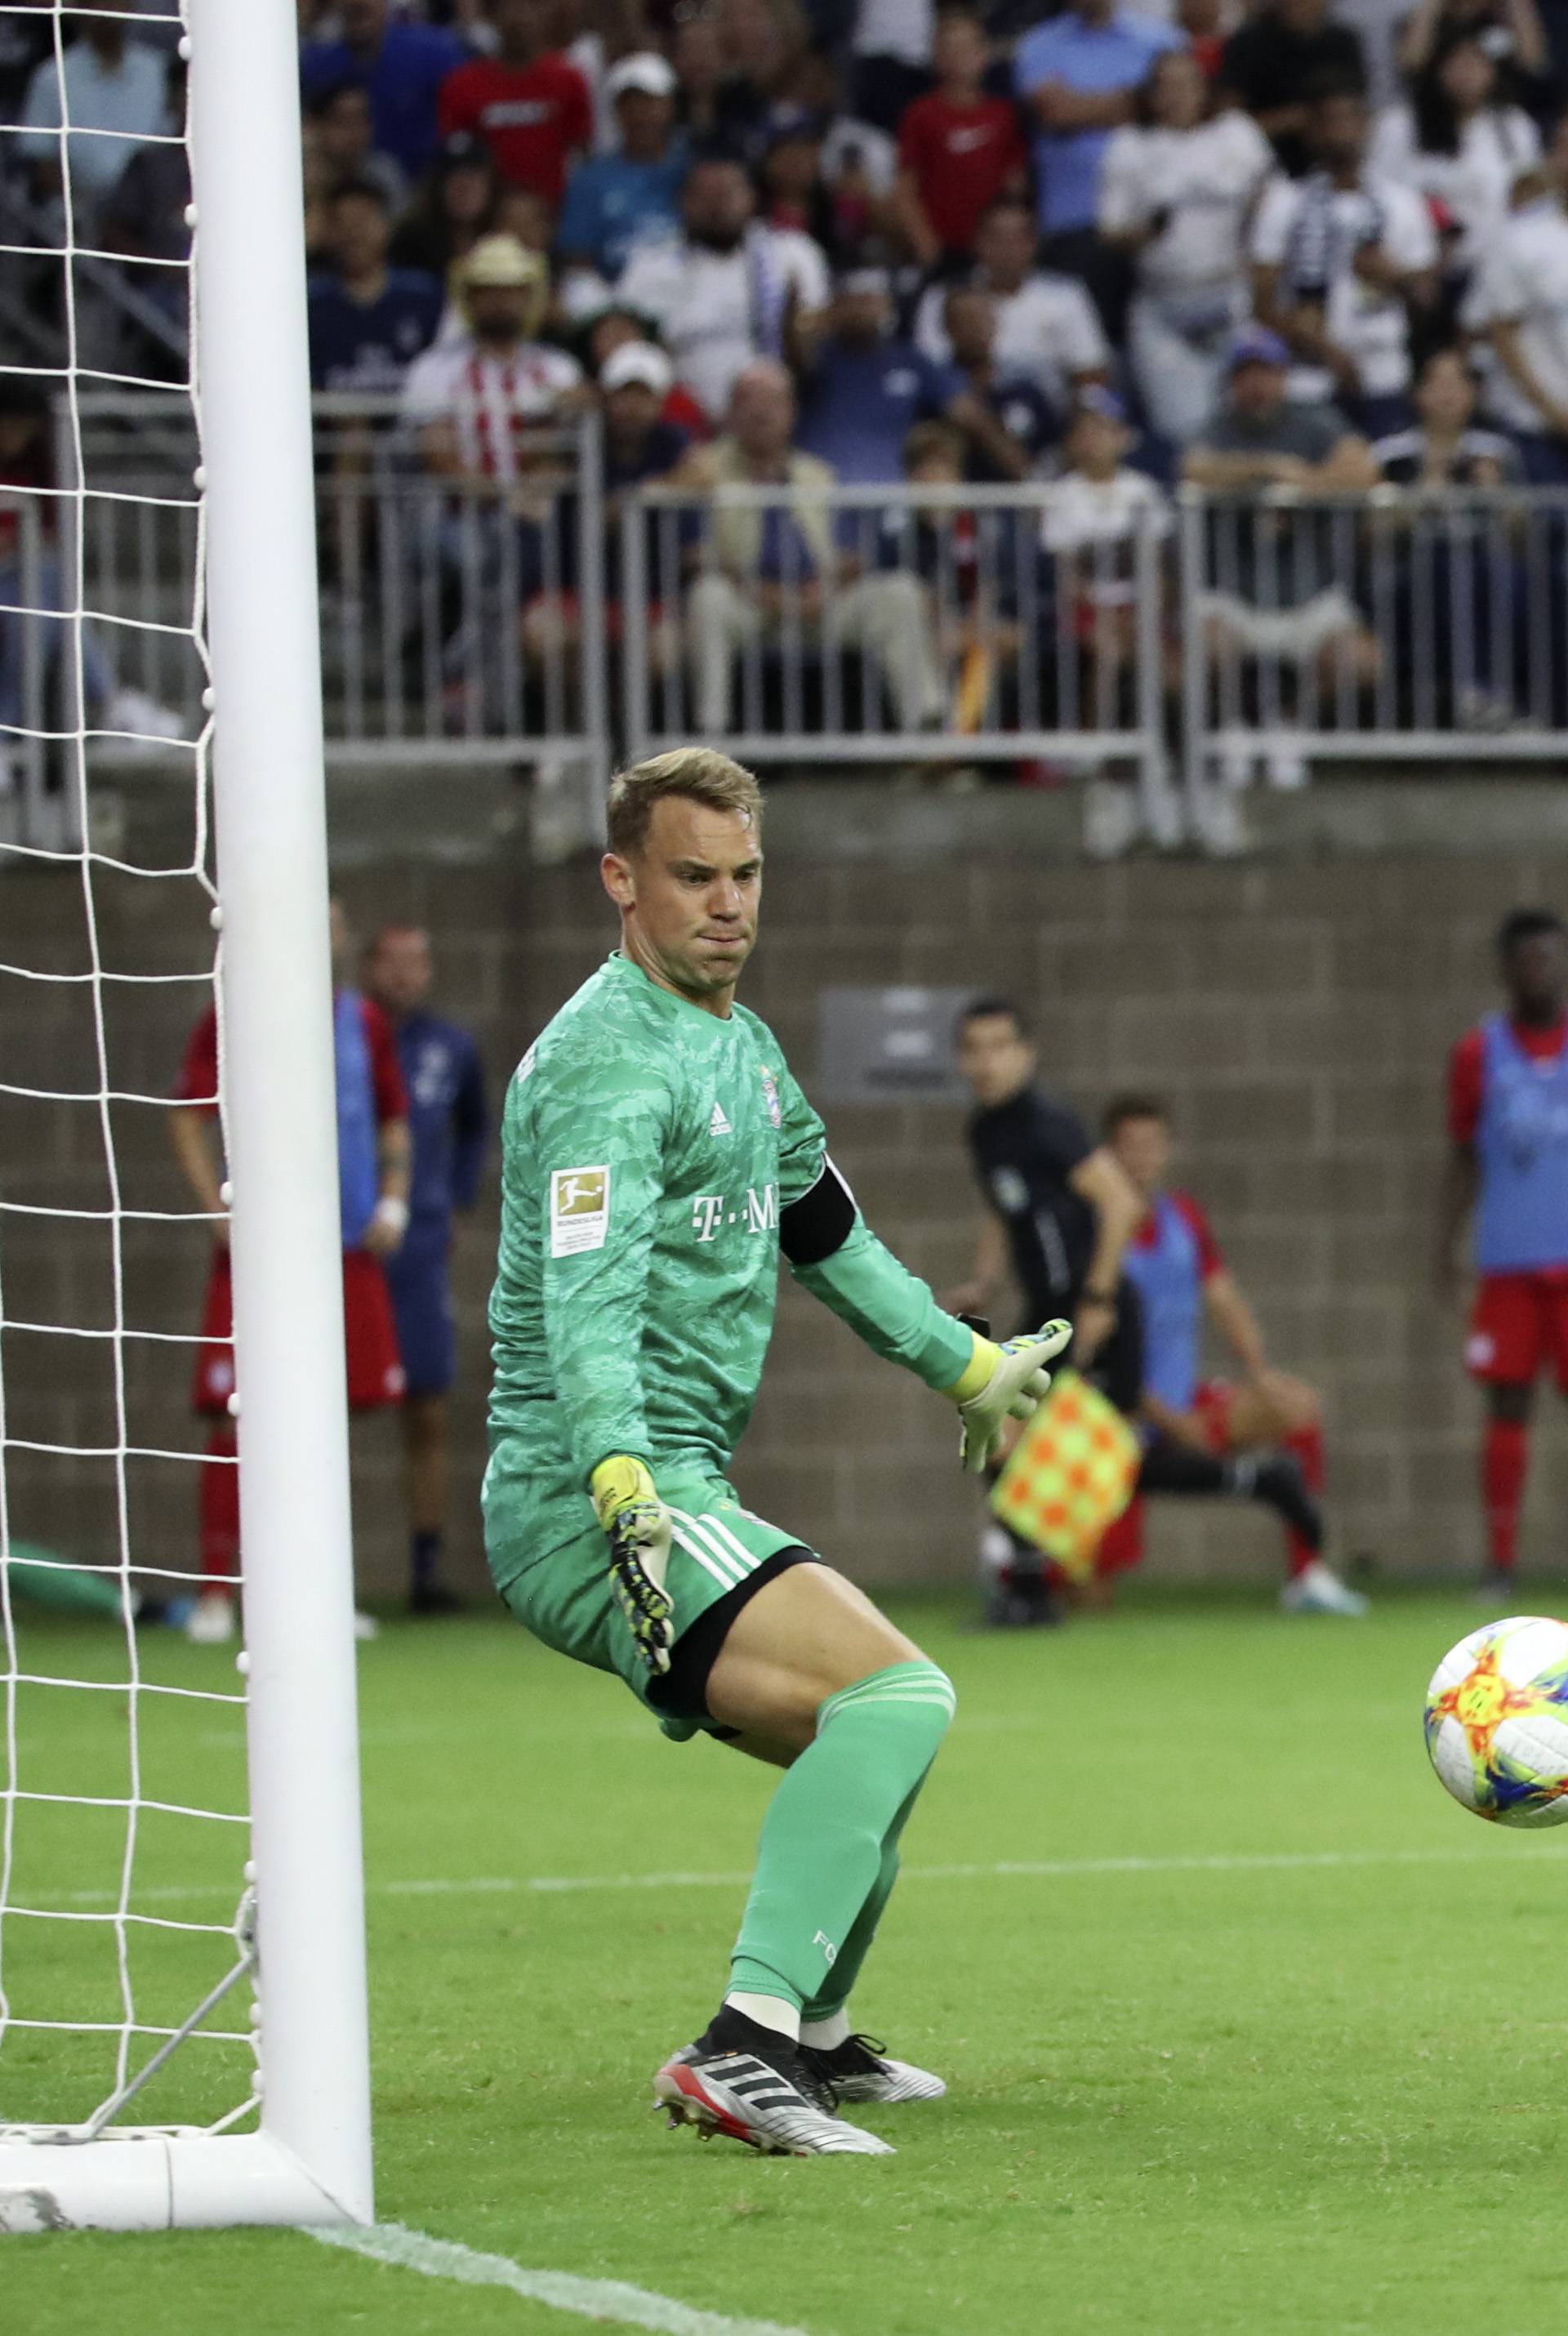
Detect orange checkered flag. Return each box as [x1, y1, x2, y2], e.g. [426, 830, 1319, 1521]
[988, 1369, 1141, 1583]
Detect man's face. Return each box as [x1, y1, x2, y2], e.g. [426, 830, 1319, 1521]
[605, 380, 659, 439]
[832, 286, 891, 345]
[976, 207, 1035, 290]
[1231, 359, 1285, 421]
[467, 282, 531, 344]
[617, 88, 673, 158]
[604, 798, 763, 1001]
[1276, 0, 1327, 30]
[1505, 929, 1568, 1019]
[934, 16, 987, 82]
[330, 191, 390, 275]
[495, 0, 549, 53]
[1416, 352, 1473, 433]
[944, 288, 996, 368]
[1066, 410, 1124, 479]
[729, 368, 795, 461]
[1107, 1113, 1169, 1201]
[1311, 93, 1367, 172]
[684, 163, 753, 248]
[340, 0, 388, 42]
[365, 929, 434, 1017]
[319, 86, 372, 165]
[956, 1012, 1036, 1108]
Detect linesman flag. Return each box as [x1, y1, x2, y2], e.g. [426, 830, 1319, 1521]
[989, 1370, 1140, 1582]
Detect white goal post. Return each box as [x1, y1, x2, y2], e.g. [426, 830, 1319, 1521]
[0, 0, 372, 2233]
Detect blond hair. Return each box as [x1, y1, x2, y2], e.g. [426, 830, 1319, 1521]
[606, 749, 763, 858]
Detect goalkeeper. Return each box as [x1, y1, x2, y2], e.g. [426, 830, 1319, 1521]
[485, 748, 1066, 2160]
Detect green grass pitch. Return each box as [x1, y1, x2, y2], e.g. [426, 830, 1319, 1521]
[5, 1585, 1568, 2334]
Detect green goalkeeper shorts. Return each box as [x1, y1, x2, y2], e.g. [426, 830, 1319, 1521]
[485, 1460, 815, 1740]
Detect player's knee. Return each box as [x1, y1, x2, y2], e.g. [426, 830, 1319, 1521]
[817, 1659, 956, 1762]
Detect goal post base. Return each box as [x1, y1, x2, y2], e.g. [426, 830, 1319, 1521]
[0, 2130, 370, 2236]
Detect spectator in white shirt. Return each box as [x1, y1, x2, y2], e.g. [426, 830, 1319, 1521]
[1251, 78, 1441, 439]
[1099, 48, 1274, 444]
[1464, 132, 1568, 482]
[400, 234, 583, 484]
[915, 194, 1109, 415]
[1369, 35, 1539, 276]
[616, 153, 829, 424]
[18, 0, 167, 230]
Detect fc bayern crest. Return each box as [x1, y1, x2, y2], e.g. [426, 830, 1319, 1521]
[760, 1066, 782, 1129]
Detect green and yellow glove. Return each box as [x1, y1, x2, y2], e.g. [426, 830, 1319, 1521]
[590, 1456, 675, 1675]
[945, 1321, 1073, 1474]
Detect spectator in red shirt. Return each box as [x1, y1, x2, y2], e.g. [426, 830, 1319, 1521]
[168, 899, 411, 1644]
[438, 0, 592, 207]
[895, 10, 1028, 268]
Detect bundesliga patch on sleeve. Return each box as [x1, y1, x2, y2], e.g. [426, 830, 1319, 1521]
[550, 1166, 610, 1256]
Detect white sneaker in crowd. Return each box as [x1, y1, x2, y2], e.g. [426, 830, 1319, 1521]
[1082, 775, 1141, 860]
[1280, 1561, 1369, 1617]
[185, 1591, 235, 1644]
[1263, 745, 1309, 791]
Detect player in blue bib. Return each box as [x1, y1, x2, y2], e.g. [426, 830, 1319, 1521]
[364, 923, 489, 1613]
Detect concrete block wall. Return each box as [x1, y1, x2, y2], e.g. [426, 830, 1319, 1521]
[3, 827, 1566, 1602]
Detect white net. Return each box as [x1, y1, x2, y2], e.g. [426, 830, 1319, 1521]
[0, 0, 261, 2142]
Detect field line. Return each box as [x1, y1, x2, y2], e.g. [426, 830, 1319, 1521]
[60, 1842, 1544, 1910]
[308, 2219, 813, 2336]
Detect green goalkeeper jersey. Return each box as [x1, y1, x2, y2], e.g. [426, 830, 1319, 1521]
[486, 951, 973, 1572]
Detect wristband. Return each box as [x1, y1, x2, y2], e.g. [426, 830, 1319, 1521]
[372, 1195, 410, 1238]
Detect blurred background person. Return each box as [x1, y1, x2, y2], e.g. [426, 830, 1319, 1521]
[893, 8, 1028, 273]
[1098, 47, 1273, 447]
[301, 0, 466, 181]
[556, 51, 685, 292]
[437, 0, 593, 206]
[915, 194, 1110, 417]
[1218, 0, 1368, 179]
[363, 923, 489, 1616]
[1370, 34, 1539, 288]
[307, 179, 443, 395]
[1464, 136, 1568, 484]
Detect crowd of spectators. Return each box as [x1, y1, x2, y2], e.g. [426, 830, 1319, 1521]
[11, 0, 1568, 809]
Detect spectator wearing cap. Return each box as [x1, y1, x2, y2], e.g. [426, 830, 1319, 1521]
[437, 0, 592, 207]
[616, 153, 830, 423]
[304, 78, 409, 216]
[895, 10, 1029, 270]
[1040, 389, 1178, 857]
[915, 196, 1109, 418]
[1098, 49, 1274, 446]
[600, 341, 693, 494]
[301, 0, 466, 181]
[1217, 0, 1368, 180]
[580, 302, 713, 438]
[18, 0, 167, 229]
[1463, 127, 1568, 483]
[400, 233, 584, 484]
[1250, 79, 1440, 442]
[938, 284, 1061, 478]
[556, 54, 686, 284]
[1183, 328, 1379, 792]
[795, 268, 966, 483]
[309, 181, 443, 394]
[682, 359, 948, 734]
[1012, 0, 1181, 279]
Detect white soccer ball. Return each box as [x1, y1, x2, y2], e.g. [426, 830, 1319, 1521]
[1423, 1615, 1568, 1827]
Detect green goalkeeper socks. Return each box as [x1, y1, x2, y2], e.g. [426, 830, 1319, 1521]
[728, 1660, 956, 2013]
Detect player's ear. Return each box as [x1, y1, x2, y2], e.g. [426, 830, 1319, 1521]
[601, 849, 635, 910]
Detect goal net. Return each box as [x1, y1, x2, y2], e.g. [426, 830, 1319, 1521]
[0, 0, 371, 2234]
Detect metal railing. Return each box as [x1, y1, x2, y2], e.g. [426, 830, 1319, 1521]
[621, 481, 1170, 795]
[1178, 484, 1568, 782]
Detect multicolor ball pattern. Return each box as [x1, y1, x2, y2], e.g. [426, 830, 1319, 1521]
[1424, 1615, 1568, 1828]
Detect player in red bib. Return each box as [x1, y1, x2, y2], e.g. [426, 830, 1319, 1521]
[1437, 907, 1568, 1595]
[168, 902, 411, 1643]
[1101, 1095, 1365, 1614]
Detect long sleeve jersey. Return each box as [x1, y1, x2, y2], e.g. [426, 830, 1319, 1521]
[487, 952, 973, 1558]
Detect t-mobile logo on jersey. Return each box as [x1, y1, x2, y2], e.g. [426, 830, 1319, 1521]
[690, 1184, 780, 1242]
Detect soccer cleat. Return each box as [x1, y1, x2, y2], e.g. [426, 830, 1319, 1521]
[800, 2032, 947, 2106]
[656, 2012, 893, 2156]
[1279, 1561, 1368, 1618]
[408, 1581, 465, 1617]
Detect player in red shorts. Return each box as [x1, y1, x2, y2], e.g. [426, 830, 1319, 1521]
[168, 901, 412, 1643]
[1102, 1094, 1365, 1615]
[1437, 907, 1568, 1597]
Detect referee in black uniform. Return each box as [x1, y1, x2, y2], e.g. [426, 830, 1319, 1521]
[950, 996, 1144, 1624]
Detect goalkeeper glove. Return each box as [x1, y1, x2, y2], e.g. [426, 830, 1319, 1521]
[590, 1456, 675, 1675]
[946, 1321, 1072, 1474]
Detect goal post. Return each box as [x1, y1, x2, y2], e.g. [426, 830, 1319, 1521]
[0, 0, 372, 2234]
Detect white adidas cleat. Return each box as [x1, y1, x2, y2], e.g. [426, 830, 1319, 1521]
[1280, 1560, 1369, 1618]
[185, 1591, 235, 1644]
[802, 2033, 947, 2105]
[657, 2016, 893, 2156]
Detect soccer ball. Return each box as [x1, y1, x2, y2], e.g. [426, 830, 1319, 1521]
[1423, 1616, 1568, 1827]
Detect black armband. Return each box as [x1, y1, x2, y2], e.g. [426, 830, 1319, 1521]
[779, 1156, 858, 1266]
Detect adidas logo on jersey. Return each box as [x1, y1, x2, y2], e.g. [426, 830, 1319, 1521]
[709, 1102, 733, 1136]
